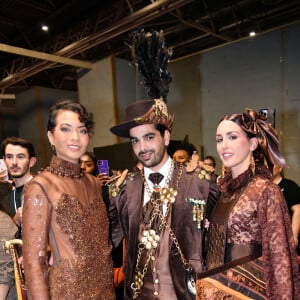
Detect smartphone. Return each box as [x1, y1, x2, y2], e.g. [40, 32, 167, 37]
[97, 160, 109, 176]
[0, 159, 9, 181]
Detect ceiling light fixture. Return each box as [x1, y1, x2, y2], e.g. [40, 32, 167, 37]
[41, 25, 49, 32]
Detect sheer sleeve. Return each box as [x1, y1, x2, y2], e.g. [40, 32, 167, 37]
[259, 183, 300, 299]
[22, 181, 52, 300]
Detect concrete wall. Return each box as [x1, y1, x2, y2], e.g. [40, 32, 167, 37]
[3, 23, 298, 183]
[15, 86, 77, 172]
[165, 25, 300, 183]
[104, 25, 299, 183]
[77, 57, 133, 150]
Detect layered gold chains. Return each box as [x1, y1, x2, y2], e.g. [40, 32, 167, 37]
[131, 161, 188, 299]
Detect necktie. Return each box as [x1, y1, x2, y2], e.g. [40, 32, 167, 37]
[143, 172, 164, 225]
[149, 172, 164, 189]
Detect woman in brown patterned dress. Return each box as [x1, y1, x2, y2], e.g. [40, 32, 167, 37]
[196, 108, 300, 299]
[22, 100, 115, 299]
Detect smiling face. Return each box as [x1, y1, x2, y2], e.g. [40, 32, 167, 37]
[47, 110, 90, 164]
[216, 120, 258, 178]
[129, 124, 170, 171]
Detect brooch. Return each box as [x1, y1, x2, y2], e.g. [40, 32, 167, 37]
[188, 198, 206, 229]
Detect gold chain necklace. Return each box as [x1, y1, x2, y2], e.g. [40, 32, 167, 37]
[131, 161, 185, 298]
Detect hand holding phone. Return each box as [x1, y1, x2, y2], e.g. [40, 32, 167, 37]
[97, 160, 109, 176]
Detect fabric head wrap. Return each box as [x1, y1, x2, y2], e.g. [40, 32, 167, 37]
[223, 108, 287, 170]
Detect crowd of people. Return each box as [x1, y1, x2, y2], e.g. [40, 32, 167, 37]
[0, 98, 298, 300]
[0, 31, 299, 300]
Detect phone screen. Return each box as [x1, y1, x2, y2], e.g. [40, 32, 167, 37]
[97, 160, 109, 176]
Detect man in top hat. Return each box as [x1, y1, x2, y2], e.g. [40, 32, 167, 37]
[109, 98, 218, 300]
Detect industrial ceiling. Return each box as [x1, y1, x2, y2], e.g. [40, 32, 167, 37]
[1, 0, 300, 115]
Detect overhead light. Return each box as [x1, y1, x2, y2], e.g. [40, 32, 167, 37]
[249, 31, 256, 37]
[41, 25, 49, 32]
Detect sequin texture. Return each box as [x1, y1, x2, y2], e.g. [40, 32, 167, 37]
[23, 156, 115, 300]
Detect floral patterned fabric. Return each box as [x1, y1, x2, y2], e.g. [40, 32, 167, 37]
[198, 165, 300, 300]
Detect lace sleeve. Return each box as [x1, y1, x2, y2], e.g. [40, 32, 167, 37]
[259, 183, 300, 299]
[22, 181, 52, 299]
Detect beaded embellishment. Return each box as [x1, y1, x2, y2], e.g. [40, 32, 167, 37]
[189, 198, 206, 229]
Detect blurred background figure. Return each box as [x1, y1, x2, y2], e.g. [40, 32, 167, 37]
[172, 148, 190, 163]
[172, 136, 197, 163]
[80, 151, 98, 176]
[272, 164, 300, 256]
[203, 155, 216, 171]
[203, 155, 218, 183]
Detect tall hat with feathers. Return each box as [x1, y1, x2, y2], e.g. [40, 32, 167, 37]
[110, 29, 174, 138]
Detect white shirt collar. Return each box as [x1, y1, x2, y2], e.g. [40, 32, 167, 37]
[144, 157, 172, 189]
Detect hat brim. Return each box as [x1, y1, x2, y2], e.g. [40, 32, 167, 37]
[110, 120, 142, 138]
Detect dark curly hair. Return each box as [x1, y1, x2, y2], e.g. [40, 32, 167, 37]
[47, 99, 95, 136]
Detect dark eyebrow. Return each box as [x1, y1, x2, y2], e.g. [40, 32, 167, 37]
[129, 131, 155, 140]
[216, 131, 239, 136]
[143, 132, 155, 138]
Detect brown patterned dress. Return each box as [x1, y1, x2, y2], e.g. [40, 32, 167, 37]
[197, 166, 300, 300]
[22, 156, 115, 300]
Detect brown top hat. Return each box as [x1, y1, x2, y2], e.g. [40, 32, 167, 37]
[110, 98, 174, 138]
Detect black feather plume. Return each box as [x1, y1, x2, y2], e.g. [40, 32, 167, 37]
[129, 29, 173, 102]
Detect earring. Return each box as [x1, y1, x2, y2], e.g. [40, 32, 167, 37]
[251, 153, 255, 174]
[51, 144, 55, 151]
[222, 164, 226, 177]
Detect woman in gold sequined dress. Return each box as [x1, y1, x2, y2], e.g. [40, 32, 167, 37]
[22, 100, 115, 299]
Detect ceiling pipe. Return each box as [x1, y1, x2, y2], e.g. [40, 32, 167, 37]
[0, 0, 193, 89]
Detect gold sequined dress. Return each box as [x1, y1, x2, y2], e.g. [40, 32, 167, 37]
[22, 156, 115, 300]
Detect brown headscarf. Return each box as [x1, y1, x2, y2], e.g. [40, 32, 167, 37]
[221, 108, 287, 171]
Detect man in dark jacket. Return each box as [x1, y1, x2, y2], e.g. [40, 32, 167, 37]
[109, 99, 219, 300]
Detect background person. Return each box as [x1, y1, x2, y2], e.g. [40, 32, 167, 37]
[272, 164, 300, 256]
[1, 137, 37, 232]
[22, 99, 115, 299]
[80, 151, 98, 176]
[172, 137, 197, 164]
[196, 108, 300, 299]
[202, 155, 218, 184]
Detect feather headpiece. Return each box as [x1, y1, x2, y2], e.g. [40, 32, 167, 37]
[110, 29, 174, 138]
[129, 29, 173, 102]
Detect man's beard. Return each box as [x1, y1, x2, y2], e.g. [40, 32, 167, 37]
[9, 169, 28, 179]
